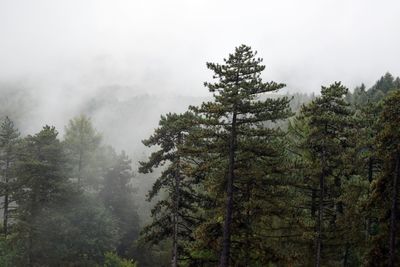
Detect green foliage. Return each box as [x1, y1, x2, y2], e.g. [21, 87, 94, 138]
[0, 116, 20, 237]
[3, 47, 400, 267]
[64, 114, 102, 188]
[8, 125, 121, 266]
[369, 73, 400, 99]
[0, 237, 17, 267]
[347, 72, 400, 106]
[365, 90, 400, 266]
[139, 112, 201, 266]
[103, 252, 137, 267]
[284, 82, 359, 266]
[187, 44, 292, 266]
[100, 151, 140, 257]
[12, 126, 71, 266]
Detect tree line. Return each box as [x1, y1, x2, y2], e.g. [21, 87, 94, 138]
[1, 44, 400, 266]
[140, 45, 400, 267]
[0, 115, 145, 266]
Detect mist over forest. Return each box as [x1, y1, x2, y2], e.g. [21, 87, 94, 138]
[2, 1, 400, 267]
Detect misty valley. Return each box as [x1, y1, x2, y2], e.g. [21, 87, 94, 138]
[1, 44, 400, 267]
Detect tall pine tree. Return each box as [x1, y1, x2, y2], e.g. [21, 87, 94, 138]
[0, 116, 20, 238]
[14, 126, 71, 266]
[190, 44, 291, 267]
[368, 90, 400, 266]
[298, 82, 354, 266]
[139, 112, 200, 267]
[100, 150, 140, 258]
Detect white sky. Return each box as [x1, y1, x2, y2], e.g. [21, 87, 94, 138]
[1, 0, 400, 96]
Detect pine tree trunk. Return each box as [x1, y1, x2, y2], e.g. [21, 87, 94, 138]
[315, 170, 324, 267]
[172, 135, 182, 267]
[365, 157, 374, 240]
[219, 110, 237, 267]
[311, 188, 317, 218]
[3, 194, 8, 238]
[172, 209, 178, 267]
[171, 192, 178, 267]
[389, 153, 399, 267]
[343, 242, 349, 267]
[315, 124, 328, 267]
[244, 182, 251, 267]
[3, 158, 10, 238]
[28, 230, 33, 267]
[78, 120, 84, 186]
[78, 149, 83, 186]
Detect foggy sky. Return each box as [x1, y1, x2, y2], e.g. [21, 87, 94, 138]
[3, 0, 400, 228]
[2, 0, 400, 97]
[1, 0, 400, 153]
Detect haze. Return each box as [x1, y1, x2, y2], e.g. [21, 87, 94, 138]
[2, 2, 400, 266]
[1, 0, 400, 149]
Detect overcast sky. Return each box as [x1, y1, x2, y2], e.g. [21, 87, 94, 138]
[1, 0, 400, 97]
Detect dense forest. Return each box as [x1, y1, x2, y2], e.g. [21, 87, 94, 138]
[1, 45, 400, 267]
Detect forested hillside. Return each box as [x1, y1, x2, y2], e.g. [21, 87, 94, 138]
[138, 46, 400, 267]
[1, 45, 400, 267]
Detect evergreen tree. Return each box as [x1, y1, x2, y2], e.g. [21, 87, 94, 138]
[298, 82, 354, 266]
[13, 126, 71, 266]
[190, 44, 291, 267]
[64, 114, 101, 188]
[286, 115, 319, 266]
[139, 112, 200, 267]
[347, 83, 368, 106]
[100, 151, 140, 258]
[368, 73, 400, 102]
[0, 117, 20, 238]
[367, 90, 400, 266]
[103, 252, 138, 267]
[10, 126, 119, 266]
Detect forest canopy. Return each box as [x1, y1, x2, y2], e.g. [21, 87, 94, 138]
[1, 45, 400, 267]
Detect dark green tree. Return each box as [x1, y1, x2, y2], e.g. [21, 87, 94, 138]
[13, 126, 71, 266]
[0, 117, 20, 238]
[139, 112, 200, 267]
[299, 82, 354, 266]
[367, 90, 400, 267]
[11, 126, 119, 266]
[346, 83, 368, 106]
[365, 73, 400, 103]
[22, 193, 119, 266]
[285, 115, 319, 266]
[190, 44, 292, 267]
[103, 252, 137, 267]
[100, 151, 140, 258]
